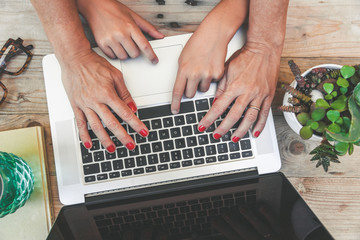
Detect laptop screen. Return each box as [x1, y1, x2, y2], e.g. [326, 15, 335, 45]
[47, 172, 333, 240]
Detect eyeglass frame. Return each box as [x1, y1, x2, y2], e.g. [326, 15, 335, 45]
[0, 38, 33, 104]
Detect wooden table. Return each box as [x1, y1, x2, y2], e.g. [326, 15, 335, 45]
[1, 0, 360, 239]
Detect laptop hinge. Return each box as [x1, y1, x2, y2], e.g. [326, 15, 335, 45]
[84, 167, 258, 207]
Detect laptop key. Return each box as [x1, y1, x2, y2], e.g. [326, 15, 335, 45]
[163, 117, 174, 128]
[240, 139, 252, 150]
[148, 154, 159, 164]
[186, 113, 196, 124]
[175, 139, 186, 149]
[229, 141, 240, 152]
[159, 152, 170, 162]
[222, 131, 231, 141]
[82, 152, 92, 164]
[136, 156, 147, 166]
[174, 115, 185, 126]
[135, 135, 146, 144]
[242, 151, 253, 158]
[145, 166, 157, 173]
[105, 151, 116, 160]
[170, 127, 181, 138]
[121, 170, 132, 176]
[151, 119, 162, 129]
[124, 158, 135, 168]
[230, 153, 241, 159]
[217, 143, 228, 154]
[182, 149, 193, 159]
[158, 164, 169, 171]
[206, 156, 217, 163]
[194, 146, 205, 157]
[117, 147, 128, 158]
[159, 129, 170, 140]
[129, 147, 140, 156]
[152, 142, 163, 152]
[171, 150, 182, 161]
[182, 160, 193, 167]
[133, 168, 145, 175]
[138, 104, 172, 120]
[218, 154, 229, 161]
[179, 101, 195, 114]
[148, 131, 158, 141]
[198, 134, 209, 145]
[84, 163, 100, 175]
[182, 125, 193, 136]
[205, 145, 216, 156]
[97, 173, 108, 181]
[197, 112, 206, 122]
[170, 162, 181, 169]
[194, 158, 205, 165]
[113, 160, 124, 170]
[85, 175, 96, 182]
[163, 140, 175, 151]
[186, 136, 197, 147]
[90, 140, 100, 151]
[101, 162, 112, 172]
[109, 172, 120, 179]
[140, 143, 151, 154]
[195, 99, 209, 111]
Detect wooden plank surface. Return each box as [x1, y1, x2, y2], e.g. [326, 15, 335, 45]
[1, 0, 360, 239]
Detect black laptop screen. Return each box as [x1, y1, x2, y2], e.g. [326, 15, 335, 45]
[47, 172, 333, 240]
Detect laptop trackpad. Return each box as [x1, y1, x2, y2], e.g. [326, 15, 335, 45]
[55, 120, 81, 185]
[121, 45, 183, 98]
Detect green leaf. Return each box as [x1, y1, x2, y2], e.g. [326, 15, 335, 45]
[340, 87, 348, 95]
[310, 121, 319, 130]
[354, 83, 360, 106]
[315, 121, 326, 133]
[343, 117, 351, 131]
[330, 98, 347, 110]
[331, 91, 338, 97]
[296, 112, 310, 126]
[335, 117, 343, 125]
[328, 123, 341, 133]
[335, 142, 349, 153]
[336, 77, 350, 88]
[323, 83, 334, 94]
[348, 143, 354, 155]
[325, 94, 333, 100]
[340, 65, 355, 79]
[326, 96, 360, 142]
[300, 126, 313, 140]
[326, 110, 340, 122]
[311, 108, 325, 121]
[315, 99, 330, 109]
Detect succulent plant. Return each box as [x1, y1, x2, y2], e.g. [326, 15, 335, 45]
[280, 61, 360, 171]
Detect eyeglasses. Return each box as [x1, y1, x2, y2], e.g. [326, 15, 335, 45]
[0, 38, 33, 105]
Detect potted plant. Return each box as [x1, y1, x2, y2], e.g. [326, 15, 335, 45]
[279, 60, 360, 171]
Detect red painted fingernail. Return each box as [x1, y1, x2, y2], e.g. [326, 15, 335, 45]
[232, 136, 240, 143]
[214, 133, 221, 140]
[107, 145, 115, 153]
[254, 131, 260, 138]
[84, 141, 91, 149]
[212, 97, 217, 104]
[127, 102, 137, 112]
[198, 125, 206, 132]
[140, 129, 148, 137]
[126, 142, 135, 151]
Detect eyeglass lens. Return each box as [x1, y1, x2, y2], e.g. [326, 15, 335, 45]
[0, 44, 28, 74]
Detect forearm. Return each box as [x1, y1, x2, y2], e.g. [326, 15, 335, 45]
[31, 0, 91, 64]
[194, 0, 249, 44]
[247, 0, 289, 55]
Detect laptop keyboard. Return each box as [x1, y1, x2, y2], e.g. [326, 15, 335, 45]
[80, 97, 254, 183]
[93, 189, 257, 239]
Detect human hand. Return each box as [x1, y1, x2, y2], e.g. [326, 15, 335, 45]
[61, 49, 148, 152]
[171, 31, 229, 114]
[77, 0, 164, 62]
[197, 42, 281, 141]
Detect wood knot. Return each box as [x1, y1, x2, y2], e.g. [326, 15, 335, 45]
[289, 140, 305, 155]
[169, 22, 181, 28]
[26, 121, 42, 127]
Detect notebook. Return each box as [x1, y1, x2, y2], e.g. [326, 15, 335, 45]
[42, 27, 281, 206]
[46, 172, 333, 240]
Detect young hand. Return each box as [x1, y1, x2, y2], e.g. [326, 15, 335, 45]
[77, 0, 164, 62]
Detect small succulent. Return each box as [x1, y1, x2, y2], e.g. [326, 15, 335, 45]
[280, 61, 360, 171]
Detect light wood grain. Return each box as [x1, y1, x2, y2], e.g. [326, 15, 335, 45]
[1, 0, 360, 239]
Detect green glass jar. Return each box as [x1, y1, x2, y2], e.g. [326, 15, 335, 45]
[0, 151, 34, 218]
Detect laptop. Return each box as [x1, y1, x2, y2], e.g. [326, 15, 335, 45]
[46, 172, 333, 240]
[42, 27, 281, 206]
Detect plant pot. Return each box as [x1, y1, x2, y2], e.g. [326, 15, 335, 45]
[282, 64, 343, 141]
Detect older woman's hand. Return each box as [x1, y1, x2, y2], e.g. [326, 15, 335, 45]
[61, 49, 148, 152]
[197, 42, 281, 141]
[77, 0, 164, 62]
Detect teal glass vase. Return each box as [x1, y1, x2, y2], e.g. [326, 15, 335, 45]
[0, 151, 34, 218]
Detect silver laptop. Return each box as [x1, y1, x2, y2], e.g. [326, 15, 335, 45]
[42, 28, 281, 205]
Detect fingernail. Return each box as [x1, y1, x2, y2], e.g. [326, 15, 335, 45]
[214, 133, 221, 140]
[212, 97, 217, 104]
[171, 109, 179, 115]
[84, 141, 91, 149]
[152, 58, 159, 64]
[126, 142, 135, 151]
[127, 102, 137, 112]
[107, 145, 115, 153]
[232, 136, 240, 143]
[140, 129, 148, 137]
[254, 131, 260, 138]
[198, 125, 206, 132]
